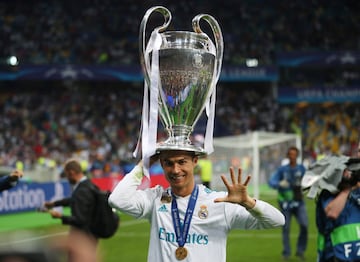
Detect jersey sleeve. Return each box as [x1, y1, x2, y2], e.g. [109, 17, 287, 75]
[227, 199, 285, 229]
[108, 164, 161, 219]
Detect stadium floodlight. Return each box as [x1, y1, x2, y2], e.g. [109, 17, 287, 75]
[246, 58, 258, 67]
[7, 56, 19, 66]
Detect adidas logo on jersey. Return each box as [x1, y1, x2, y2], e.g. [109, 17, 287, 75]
[158, 204, 168, 212]
[204, 187, 212, 194]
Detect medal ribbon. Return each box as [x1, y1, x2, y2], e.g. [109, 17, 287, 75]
[171, 185, 199, 247]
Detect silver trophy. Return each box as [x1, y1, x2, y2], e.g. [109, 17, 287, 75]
[139, 6, 223, 157]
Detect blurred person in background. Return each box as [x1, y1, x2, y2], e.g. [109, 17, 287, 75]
[196, 155, 213, 189]
[316, 170, 360, 262]
[43, 159, 99, 260]
[0, 229, 100, 262]
[302, 144, 360, 262]
[0, 170, 23, 192]
[268, 146, 308, 261]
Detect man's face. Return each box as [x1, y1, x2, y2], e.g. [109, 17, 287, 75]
[287, 149, 298, 163]
[65, 169, 77, 185]
[159, 151, 198, 191]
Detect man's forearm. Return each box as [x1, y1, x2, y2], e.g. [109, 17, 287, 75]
[325, 188, 351, 220]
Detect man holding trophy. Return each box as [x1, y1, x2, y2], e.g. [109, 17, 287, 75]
[109, 6, 285, 262]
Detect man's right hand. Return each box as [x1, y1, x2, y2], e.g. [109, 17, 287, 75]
[49, 210, 62, 219]
[44, 202, 55, 209]
[9, 170, 23, 182]
[138, 154, 160, 167]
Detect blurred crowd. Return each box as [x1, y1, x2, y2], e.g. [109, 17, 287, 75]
[0, 82, 359, 180]
[0, 0, 359, 66]
[0, 0, 359, 180]
[215, 83, 360, 159]
[0, 82, 143, 178]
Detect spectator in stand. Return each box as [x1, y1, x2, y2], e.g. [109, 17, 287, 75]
[0, 1, 358, 65]
[89, 153, 106, 178]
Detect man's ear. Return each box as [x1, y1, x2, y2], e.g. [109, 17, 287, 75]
[193, 156, 199, 165]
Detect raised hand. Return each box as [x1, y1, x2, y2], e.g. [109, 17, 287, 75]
[214, 167, 256, 209]
[9, 169, 23, 182]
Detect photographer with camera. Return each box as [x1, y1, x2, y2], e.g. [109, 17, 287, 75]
[268, 146, 308, 261]
[301, 154, 360, 262]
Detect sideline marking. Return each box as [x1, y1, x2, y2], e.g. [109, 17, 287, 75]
[0, 219, 148, 247]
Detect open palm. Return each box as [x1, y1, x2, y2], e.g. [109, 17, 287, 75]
[214, 167, 255, 209]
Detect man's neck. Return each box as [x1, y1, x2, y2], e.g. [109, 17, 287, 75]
[172, 184, 195, 197]
[289, 161, 297, 167]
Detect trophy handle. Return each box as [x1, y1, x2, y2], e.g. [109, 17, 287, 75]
[192, 14, 224, 80]
[139, 6, 172, 86]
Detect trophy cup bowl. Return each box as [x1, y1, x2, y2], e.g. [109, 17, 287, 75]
[140, 6, 223, 156]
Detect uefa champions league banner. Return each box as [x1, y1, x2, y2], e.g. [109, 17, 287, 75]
[277, 51, 360, 66]
[0, 64, 278, 82]
[0, 180, 71, 215]
[277, 86, 360, 103]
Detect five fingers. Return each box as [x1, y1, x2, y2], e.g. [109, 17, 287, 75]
[215, 167, 251, 203]
[222, 167, 251, 187]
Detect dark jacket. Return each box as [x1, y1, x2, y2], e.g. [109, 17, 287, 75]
[0, 176, 15, 192]
[54, 179, 97, 236]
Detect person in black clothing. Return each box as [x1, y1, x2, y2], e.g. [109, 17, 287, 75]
[44, 159, 98, 260]
[0, 169, 23, 192]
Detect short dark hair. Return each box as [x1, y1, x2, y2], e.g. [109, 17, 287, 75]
[287, 146, 299, 155]
[64, 159, 82, 173]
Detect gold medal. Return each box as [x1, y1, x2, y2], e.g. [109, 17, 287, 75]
[175, 247, 187, 260]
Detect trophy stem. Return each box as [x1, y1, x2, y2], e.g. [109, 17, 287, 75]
[166, 125, 193, 145]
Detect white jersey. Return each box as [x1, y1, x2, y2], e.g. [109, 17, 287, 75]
[109, 165, 284, 262]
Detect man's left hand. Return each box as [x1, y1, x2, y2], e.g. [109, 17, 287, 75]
[214, 167, 256, 209]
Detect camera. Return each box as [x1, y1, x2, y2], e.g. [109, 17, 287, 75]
[345, 170, 360, 186]
[301, 156, 360, 199]
[338, 158, 360, 189]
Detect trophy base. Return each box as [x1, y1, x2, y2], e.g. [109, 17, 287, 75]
[156, 142, 206, 156]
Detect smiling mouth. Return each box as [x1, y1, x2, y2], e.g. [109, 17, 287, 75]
[170, 175, 185, 181]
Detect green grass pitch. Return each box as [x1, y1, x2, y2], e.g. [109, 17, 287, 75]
[0, 196, 318, 261]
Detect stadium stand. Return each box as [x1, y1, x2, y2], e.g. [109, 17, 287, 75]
[0, 1, 359, 179]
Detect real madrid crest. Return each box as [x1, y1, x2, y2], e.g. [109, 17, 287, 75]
[161, 191, 172, 203]
[198, 204, 208, 219]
